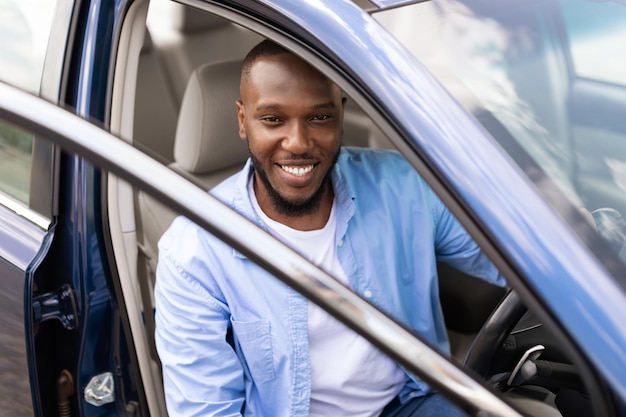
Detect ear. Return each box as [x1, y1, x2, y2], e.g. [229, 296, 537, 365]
[236, 100, 247, 140]
[340, 97, 347, 138]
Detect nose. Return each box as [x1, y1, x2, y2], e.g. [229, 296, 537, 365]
[282, 121, 311, 154]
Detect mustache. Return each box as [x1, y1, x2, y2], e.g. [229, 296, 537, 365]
[277, 153, 315, 160]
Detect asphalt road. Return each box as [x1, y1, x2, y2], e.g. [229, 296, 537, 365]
[0, 261, 35, 417]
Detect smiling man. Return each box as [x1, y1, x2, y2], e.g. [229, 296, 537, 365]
[155, 40, 503, 417]
[236, 45, 343, 230]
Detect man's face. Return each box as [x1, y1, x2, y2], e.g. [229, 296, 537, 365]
[237, 53, 345, 216]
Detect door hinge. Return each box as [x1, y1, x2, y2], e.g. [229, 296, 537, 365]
[33, 284, 79, 330]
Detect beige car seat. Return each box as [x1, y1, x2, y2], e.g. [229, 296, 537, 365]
[169, 61, 249, 187]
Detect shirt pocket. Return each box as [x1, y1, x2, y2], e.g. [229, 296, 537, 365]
[230, 318, 276, 384]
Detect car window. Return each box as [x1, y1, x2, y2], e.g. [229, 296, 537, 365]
[0, 123, 32, 204]
[0, 0, 58, 208]
[375, 0, 626, 272]
[0, 0, 57, 93]
[563, 1, 626, 86]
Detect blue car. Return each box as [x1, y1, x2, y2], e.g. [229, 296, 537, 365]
[2, 0, 626, 415]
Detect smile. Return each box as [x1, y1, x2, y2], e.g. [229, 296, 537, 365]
[280, 164, 315, 177]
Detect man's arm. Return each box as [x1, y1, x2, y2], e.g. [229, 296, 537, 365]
[430, 190, 505, 286]
[154, 222, 245, 416]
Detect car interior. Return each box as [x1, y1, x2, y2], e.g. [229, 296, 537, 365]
[104, 0, 599, 415]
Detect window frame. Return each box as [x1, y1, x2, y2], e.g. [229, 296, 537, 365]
[0, 0, 75, 226]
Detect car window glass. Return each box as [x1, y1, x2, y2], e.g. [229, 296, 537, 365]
[563, 0, 626, 86]
[0, 0, 58, 93]
[0, 0, 57, 207]
[375, 0, 626, 269]
[0, 123, 32, 204]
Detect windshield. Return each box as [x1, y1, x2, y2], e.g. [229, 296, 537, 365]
[376, 0, 626, 269]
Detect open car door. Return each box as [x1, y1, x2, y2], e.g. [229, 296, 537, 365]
[0, 81, 523, 417]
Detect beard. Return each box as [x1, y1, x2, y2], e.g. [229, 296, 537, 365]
[249, 149, 339, 218]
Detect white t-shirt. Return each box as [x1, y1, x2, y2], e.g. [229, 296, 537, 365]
[249, 179, 406, 416]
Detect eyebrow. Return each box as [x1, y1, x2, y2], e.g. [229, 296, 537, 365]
[256, 104, 282, 112]
[312, 102, 337, 110]
[255, 102, 337, 112]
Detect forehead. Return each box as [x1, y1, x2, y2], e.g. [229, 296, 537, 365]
[243, 54, 341, 105]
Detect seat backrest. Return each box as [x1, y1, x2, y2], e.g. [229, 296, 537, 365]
[140, 59, 248, 256]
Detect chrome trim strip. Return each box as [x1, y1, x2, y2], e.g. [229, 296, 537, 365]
[0, 82, 522, 417]
[0, 192, 50, 230]
[369, 0, 429, 12]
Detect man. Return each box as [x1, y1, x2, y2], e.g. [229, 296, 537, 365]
[155, 40, 504, 416]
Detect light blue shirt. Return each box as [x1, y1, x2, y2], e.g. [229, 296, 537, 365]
[155, 147, 503, 417]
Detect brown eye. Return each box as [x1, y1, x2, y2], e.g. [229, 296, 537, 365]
[311, 114, 331, 121]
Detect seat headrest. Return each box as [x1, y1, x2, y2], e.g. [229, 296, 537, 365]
[171, 3, 229, 33]
[173, 60, 249, 174]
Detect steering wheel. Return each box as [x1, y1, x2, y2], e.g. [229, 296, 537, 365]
[463, 290, 527, 378]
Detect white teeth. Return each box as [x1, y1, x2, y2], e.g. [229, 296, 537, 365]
[281, 164, 314, 176]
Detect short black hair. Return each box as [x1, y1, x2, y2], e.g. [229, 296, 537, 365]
[241, 39, 290, 79]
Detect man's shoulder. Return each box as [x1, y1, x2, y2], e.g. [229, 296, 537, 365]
[340, 146, 405, 161]
[159, 215, 203, 253]
[209, 166, 247, 203]
[338, 147, 417, 180]
[159, 164, 250, 254]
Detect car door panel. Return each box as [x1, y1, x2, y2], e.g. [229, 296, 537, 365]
[0, 213, 45, 417]
[0, 204, 47, 269]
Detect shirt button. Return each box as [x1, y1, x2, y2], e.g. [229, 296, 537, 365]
[337, 239, 344, 247]
[363, 290, 372, 298]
